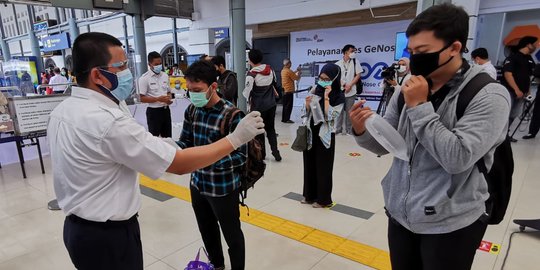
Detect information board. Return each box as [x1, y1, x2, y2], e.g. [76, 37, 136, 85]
[8, 95, 68, 135]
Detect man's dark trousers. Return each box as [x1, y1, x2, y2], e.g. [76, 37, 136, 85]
[63, 214, 143, 270]
[146, 106, 172, 137]
[190, 186, 245, 270]
[281, 92, 294, 122]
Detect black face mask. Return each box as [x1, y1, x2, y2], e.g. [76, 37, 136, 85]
[409, 43, 454, 77]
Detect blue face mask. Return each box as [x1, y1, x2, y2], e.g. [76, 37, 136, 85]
[98, 68, 134, 102]
[175, 83, 181, 90]
[317, 80, 332, 88]
[189, 87, 214, 107]
[111, 69, 134, 101]
[152, 65, 163, 74]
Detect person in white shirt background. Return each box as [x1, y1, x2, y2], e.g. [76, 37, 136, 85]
[471, 47, 498, 80]
[47, 32, 265, 270]
[138, 51, 174, 137]
[386, 57, 412, 94]
[335, 44, 362, 135]
[49, 67, 69, 94]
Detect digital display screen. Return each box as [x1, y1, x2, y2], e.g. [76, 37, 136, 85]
[395, 32, 410, 61]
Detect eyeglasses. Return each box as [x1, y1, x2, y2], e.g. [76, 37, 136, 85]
[99, 60, 129, 70]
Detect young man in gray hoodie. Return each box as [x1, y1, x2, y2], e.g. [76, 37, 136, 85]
[350, 4, 510, 270]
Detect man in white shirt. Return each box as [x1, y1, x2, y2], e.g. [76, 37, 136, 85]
[138, 51, 173, 137]
[49, 67, 69, 94]
[48, 32, 264, 270]
[335, 44, 362, 135]
[471, 47, 498, 80]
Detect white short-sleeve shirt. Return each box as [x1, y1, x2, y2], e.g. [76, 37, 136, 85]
[481, 61, 498, 80]
[138, 70, 171, 108]
[48, 87, 176, 222]
[336, 58, 362, 97]
[49, 74, 69, 92]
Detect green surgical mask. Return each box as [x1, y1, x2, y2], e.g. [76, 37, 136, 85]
[189, 87, 214, 107]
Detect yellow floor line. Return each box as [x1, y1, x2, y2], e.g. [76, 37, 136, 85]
[139, 175, 391, 270]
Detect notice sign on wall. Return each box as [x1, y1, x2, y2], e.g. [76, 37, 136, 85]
[9, 96, 67, 134]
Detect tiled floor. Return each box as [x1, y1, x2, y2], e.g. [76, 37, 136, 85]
[0, 104, 539, 269]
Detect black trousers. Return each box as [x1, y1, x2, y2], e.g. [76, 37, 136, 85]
[528, 88, 540, 135]
[146, 106, 172, 137]
[63, 214, 143, 270]
[388, 216, 488, 270]
[190, 186, 245, 270]
[281, 92, 294, 122]
[302, 122, 335, 205]
[255, 106, 279, 158]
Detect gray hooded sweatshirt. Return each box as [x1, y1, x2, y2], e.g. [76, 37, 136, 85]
[355, 64, 511, 234]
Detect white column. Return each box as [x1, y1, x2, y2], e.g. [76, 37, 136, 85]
[188, 29, 215, 56]
[452, 0, 481, 56]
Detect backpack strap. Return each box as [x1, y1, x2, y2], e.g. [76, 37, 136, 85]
[220, 107, 243, 137]
[455, 73, 496, 119]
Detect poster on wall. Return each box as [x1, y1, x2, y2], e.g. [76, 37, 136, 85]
[1, 57, 40, 96]
[290, 20, 411, 108]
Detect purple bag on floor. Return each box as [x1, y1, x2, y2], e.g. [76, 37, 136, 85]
[185, 247, 214, 270]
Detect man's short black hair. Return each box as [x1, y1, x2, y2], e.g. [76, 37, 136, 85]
[248, 49, 263, 64]
[471, 48, 489, 60]
[72, 32, 123, 86]
[517, 36, 538, 49]
[185, 61, 218, 86]
[342, 44, 356, 54]
[211, 55, 226, 68]
[148, 51, 161, 63]
[54, 67, 61, 74]
[406, 3, 469, 53]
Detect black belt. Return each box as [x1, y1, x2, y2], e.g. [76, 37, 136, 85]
[67, 213, 138, 227]
[147, 106, 169, 110]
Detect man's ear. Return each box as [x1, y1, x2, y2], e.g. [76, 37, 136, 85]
[90, 68, 104, 86]
[450, 41, 463, 56]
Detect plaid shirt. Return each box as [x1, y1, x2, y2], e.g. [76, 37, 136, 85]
[177, 99, 247, 197]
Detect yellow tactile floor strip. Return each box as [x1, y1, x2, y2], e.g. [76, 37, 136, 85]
[139, 175, 391, 270]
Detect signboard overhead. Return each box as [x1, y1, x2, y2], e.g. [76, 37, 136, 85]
[41, 33, 71, 52]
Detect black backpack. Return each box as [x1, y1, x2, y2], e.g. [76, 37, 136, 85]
[397, 73, 514, 225]
[353, 59, 364, 95]
[218, 107, 266, 208]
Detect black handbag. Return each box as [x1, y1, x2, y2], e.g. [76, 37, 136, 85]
[291, 125, 309, 152]
[353, 59, 363, 94]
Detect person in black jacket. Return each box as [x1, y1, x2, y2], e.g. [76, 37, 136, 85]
[212, 56, 238, 105]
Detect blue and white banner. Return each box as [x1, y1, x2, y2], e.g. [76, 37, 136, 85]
[290, 20, 411, 107]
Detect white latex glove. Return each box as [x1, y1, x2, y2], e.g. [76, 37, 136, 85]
[226, 111, 265, 149]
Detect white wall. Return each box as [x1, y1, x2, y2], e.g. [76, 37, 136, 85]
[476, 13, 506, 65]
[475, 8, 540, 65]
[192, 0, 415, 29]
[479, 0, 540, 15]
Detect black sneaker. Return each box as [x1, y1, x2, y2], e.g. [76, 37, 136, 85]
[522, 134, 536, 140]
[510, 137, 518, 143]
[272, 151, 282, 162]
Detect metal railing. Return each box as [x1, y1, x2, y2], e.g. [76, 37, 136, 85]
[36, 82, 76, 95]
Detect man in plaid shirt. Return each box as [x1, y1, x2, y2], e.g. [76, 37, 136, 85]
[177, 61, 247, 270]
